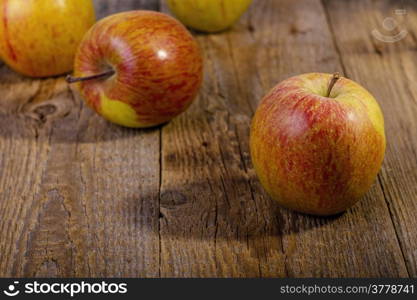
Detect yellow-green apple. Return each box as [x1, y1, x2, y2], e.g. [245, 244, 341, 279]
[67, 11, 203, 128]
[250, 73, 386, 216]
[0, 0, 96, 77]
[166, 0, 253, 33]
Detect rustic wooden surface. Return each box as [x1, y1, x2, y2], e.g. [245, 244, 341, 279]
[0, 0, 416, 277]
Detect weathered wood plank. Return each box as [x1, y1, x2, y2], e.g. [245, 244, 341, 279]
[323, 0, 417, 277]
[0, 73, 57, 276]
[157, 0, 409, 277]
[158, 1, 272, 278]
[0, 0, 161, 277]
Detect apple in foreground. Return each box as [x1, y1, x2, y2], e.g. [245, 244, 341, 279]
[67, 11, 203, 128]
[250, 73, 386, 216]
[167, 0, 253, 33]
[0, 0, 96, 77]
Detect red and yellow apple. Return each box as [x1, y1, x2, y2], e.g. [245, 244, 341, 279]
[68, 11, 203, 128]
[0, 0, 96, 77]
[250, 73, 386, 216]
[166, 0, 253, 33]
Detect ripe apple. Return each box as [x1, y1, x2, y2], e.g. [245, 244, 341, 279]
[166, 0, 253, 33]
[0, 0, 96, 77]
[250, 73, 386, 216]
[67, 11, 203, 128]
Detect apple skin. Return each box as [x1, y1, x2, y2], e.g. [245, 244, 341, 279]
[167, 0, 253, 33]
[0, 0, 96, 77]
[250, 73, 386, 216]
[72, 11, 203, 128]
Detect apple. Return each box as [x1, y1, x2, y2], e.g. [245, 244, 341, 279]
[0, 0, 96, 77]
[250, 73, 386, 216]
[166, 0, 253, 33]
[67, 11, 203, 128]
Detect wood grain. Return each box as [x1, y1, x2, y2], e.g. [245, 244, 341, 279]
[323, 0, 417, 277]
[0, 0, 415, 278]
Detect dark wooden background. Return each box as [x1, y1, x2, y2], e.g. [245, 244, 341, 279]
[0, 0, 416, 277]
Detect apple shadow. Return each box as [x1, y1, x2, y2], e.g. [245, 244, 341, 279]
[124, 179, 344, 259]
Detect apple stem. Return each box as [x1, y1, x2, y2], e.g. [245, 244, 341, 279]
[326, 72, 341, 98]
[66, 69, 115, 84]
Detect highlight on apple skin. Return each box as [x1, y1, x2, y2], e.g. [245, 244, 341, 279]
[250, 73, 386, 216]
[69, 11, 204, 128]
[0, 0, 96, 77]
[167, 0, 253, 33]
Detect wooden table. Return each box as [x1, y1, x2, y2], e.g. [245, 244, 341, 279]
[0, 0, 416, 278]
